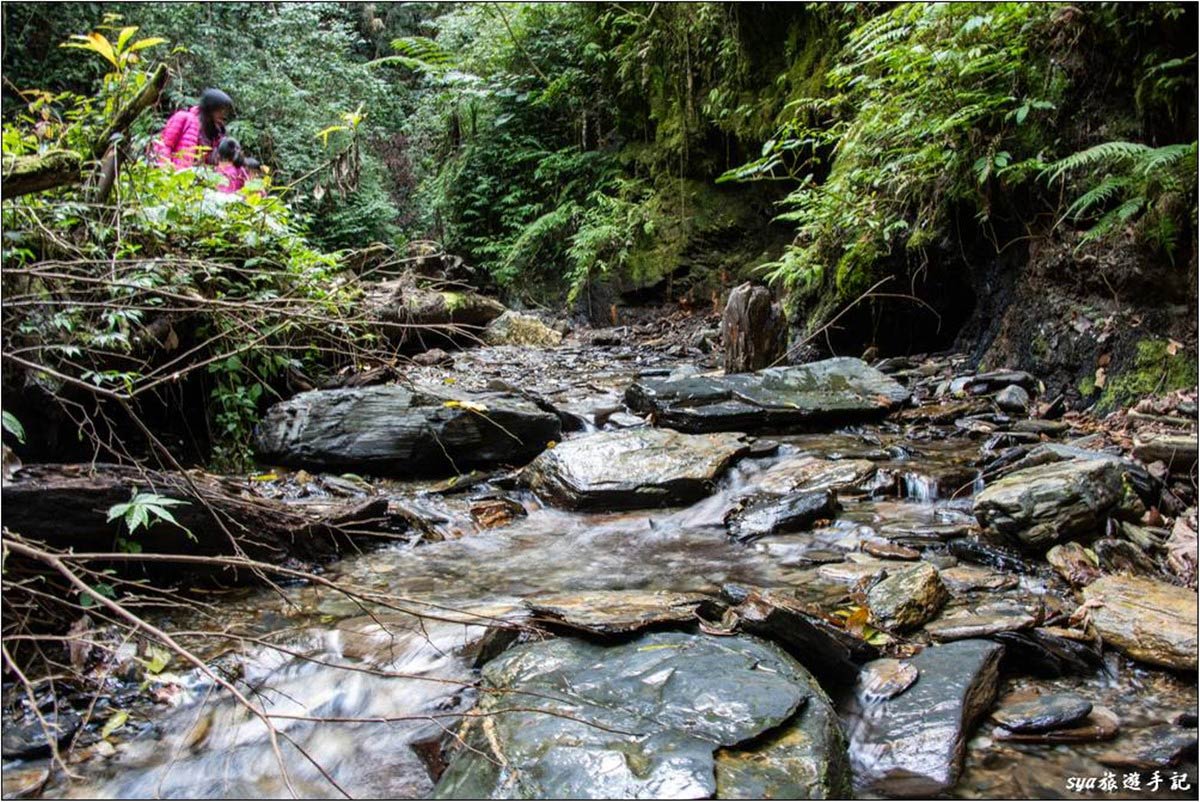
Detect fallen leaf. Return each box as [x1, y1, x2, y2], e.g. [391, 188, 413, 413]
[1098, 353, 1111, 367]
[1167, 339, 1182, 356]
[100, 710, 128, 739]
[1094, 367, 1107, 389]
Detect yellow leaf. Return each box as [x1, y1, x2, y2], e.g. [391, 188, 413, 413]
[100, 710, 128, 739]
[142, 645, 171, 675]
[249, 473, 278, 482]
[86, 32, 118, 68]
[545, 440, 557, 449]
[443, 400, 488, 413]
[127, 36, 167, 53]
[115, 26, 139, 53]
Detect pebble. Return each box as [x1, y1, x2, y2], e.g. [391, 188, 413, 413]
[992, 693, 1094, 733]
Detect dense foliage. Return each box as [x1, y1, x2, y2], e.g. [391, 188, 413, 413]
[2, 2, 1196, 464]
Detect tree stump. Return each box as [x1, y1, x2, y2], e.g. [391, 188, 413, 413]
[721, 282, 786, 374]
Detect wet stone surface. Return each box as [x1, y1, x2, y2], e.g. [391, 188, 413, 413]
[992, 693, 1094, 733]
[434, 631, 849, 799]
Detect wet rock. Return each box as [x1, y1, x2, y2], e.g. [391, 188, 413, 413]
[1012, 419, 1070, 436]
[939, 565, 1019, 593]
[1, 710, 82, 759]
[1, 768, 49, 798]
[1081, 575, 1198, 670]
[926, 604, 1037, 642]
[993, 706, 1119, 744]
[483, 311, 563, 347]
[756, 456, 878, 496]
[1092, 537, 1160, 577]
[725, 585, 880, 677]
[604, 411, 645, 429]
[991, 694, 1093, 733]
[866, 562, 948, 631]
[468, 497, 526, 529]
[895, 399, 990, 425]
[726, 490, 837, 542]
[521, 428, 748, 511]
[992, 628, 1103, 677]
[973, 456, 1141, 549]
[255, 385, 561, 475]
[856, 659, 919, 702]
[878, 521, 975, 546]
[434, 632, 849, 799]
[863, 540, 920, 561]
[1132, 433, 1198, 473]
[1096, 724, 1199, 769]
[947, 537, 1035, 574]
[941, 370, 1037, 398]
[818, 560, 891, 585]
[849, 640, 1004, 797]
[995, 385, 1030, 413]
[625, 357, 910, 433]
[744, 438, 781, 458]
[525, 590, 709, 634]
[413, 348, 454, 367]
[1046, 542, 1101, 588]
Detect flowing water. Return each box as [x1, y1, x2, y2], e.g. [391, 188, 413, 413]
[5, 342, 1196, 799]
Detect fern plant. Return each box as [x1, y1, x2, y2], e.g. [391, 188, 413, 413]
[1043, 140, 1197, 258]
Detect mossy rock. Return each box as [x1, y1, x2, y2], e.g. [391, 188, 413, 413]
[1096, 338, 1197, 413]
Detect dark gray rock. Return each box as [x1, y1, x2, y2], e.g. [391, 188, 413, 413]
[1097, 724, 1199, 769]
[973, 456, 1143, 549]
[992, 694, 1093, 733]
[625, 357, 910, 433]
[721, 282, 787, 373]
[726, 490, 837, 542]
[255, 385, 561, 475]
[434, 632, 849, 799]
[848, 640, 1004, 798]
[521, 428, 749, 510]
[1, 711, 82, 759]
[994, 385, 1030, 413]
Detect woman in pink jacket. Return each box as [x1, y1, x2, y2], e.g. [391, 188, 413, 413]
[152, 88, 234, 169]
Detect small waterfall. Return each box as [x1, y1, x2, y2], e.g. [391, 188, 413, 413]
[901, 471, 939, 502]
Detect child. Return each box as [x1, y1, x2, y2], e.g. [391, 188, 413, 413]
[242, 157, 269, 199]
[214, 137, 247, 193]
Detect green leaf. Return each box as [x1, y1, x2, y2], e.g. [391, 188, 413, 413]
[100, 710, 128, 739]
[2, 410, 26, 444]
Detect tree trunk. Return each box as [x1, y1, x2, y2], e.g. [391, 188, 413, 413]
[721, 282, 786, 374]
[1, 463, 405, 582]
[1, 150, 83, 197]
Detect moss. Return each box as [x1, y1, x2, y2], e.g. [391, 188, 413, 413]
[440, 291, 467, 312]
[1078, 374, 1097, 398]
[1031, 334, 1050, 360]
[1096, 338, 1198, 412]
[622, 178, 756, 290]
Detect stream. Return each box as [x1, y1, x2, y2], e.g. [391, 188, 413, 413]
[5, 330, 1197, 800]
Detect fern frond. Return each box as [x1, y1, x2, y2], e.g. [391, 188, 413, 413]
[1043, 141, 1151, 183]
[1137, 141, 1197, 177]
[1065, 175, 1131, 220]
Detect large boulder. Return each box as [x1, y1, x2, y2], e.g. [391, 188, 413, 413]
[434, 632, 850, 799]
[973, 456, 1142, 549]
[255, 385, 561, 475]
[1081, 575, 1198, 671]
[483, 311, 563, 347]
[521, 428, 749, 510]
[625, 358, 910, 433]
[848, 640, 1004, 797]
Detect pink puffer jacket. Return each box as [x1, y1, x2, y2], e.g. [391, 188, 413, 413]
[153, 107, 221, 169]
[216, 163, 248, 193]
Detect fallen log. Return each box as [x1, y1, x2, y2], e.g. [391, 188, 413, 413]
[0, 463, 405, 582]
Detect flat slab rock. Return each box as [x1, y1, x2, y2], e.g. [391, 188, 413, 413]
[624, 357, 910, 433]
[521, 428, 749, 510]
[755, 455, 879, 496]
[434, 631, 850, 799]
[992, 693, 1094, 733]
[925, 603, 1037, 642]
[848, 639, 1004, 798]
[1096, 723, 1199, 769]
[524, 590, 709, 634]
[1081, 574, 1198, 671]
[255, 384, 561, 475]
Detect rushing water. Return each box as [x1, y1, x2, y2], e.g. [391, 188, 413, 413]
[6, 344, 1196, 799]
